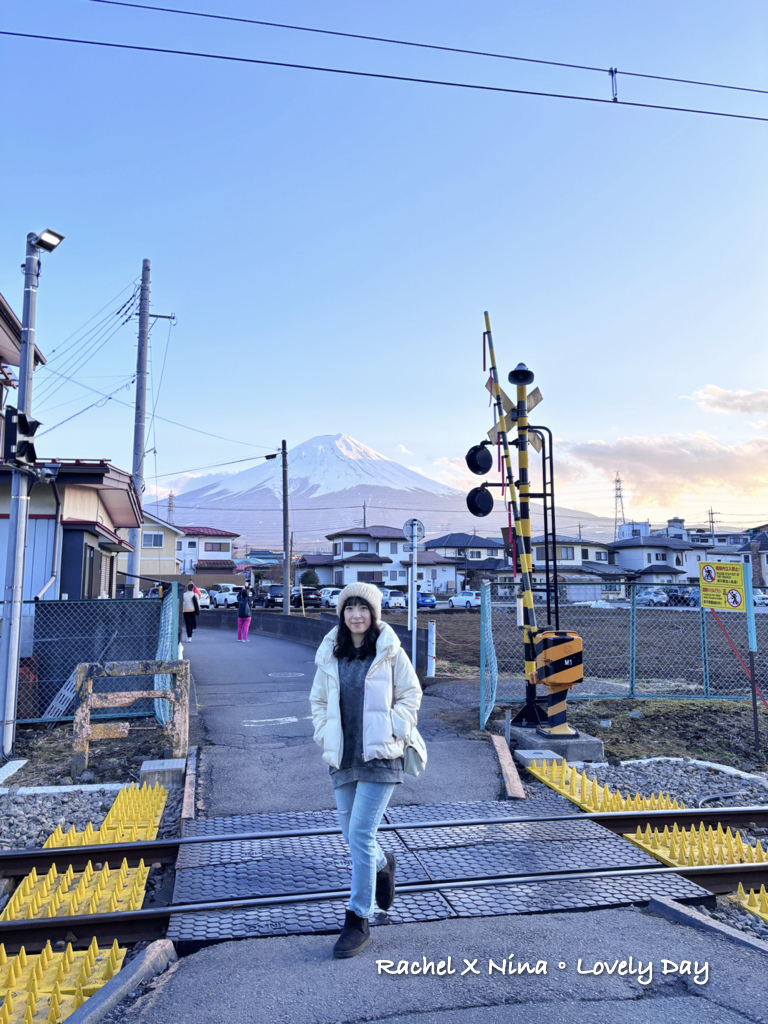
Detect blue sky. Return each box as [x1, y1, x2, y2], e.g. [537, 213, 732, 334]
[1, 0, 766, 532]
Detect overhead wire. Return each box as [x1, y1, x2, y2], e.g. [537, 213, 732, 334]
[2, 31, 767, 123]
[36, 377, 136, 436]
[80, 0, 768, 97]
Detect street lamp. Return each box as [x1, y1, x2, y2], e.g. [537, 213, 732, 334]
[0, 229, 64, 756]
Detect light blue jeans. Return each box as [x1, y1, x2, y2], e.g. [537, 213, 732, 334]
[334, 781, 396, 918]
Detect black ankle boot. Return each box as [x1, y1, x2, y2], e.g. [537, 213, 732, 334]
[333, 910, 371, 959]
[375, 852, 397, 911]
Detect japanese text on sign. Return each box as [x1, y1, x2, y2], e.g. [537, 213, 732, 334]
[698, 562, 745, 612]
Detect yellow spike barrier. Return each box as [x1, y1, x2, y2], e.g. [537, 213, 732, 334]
[525, 760, 685, 813]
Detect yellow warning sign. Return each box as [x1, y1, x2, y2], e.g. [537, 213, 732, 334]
[699, 561, 745, 612]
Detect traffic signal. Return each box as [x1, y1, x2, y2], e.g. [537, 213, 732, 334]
[3, 406, 40, 468]
[465, 441, 494, 517]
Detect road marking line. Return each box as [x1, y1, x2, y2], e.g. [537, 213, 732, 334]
[242, 716, 313, 727]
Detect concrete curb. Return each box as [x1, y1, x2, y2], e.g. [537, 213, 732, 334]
[63, 940, 177, 1024]
[489, 734, 526, 799]
[0, 783, 124, 796]
[181, 746, 198, 822]
[647, 895, 768, 956]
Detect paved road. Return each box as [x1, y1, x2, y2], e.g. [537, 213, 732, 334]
[185, 620, 500, 815]
[106, 620, 768, 1024]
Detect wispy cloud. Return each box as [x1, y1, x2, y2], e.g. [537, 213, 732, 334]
[562, 431, 768, 506]
[397, 443, 413, 455]
[686, 385, 768, 415]
[408, 465, 427, 476]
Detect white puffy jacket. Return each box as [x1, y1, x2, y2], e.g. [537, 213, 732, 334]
[309, 623, 422, 769]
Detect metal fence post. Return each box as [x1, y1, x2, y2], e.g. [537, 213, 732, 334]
[629, 583, 636, 697]
[699, 604, 710, 697]
[171, 581, 179, 659]
[479, 582, 487, 729]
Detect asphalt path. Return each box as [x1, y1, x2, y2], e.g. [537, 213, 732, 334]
[105, 619, 768, 1024]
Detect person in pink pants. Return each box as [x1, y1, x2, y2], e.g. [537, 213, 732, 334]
[236, 586, 252, 642]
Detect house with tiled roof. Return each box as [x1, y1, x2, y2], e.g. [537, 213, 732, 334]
[296, 525, 461, 593]
[176, 525, 239, 574]
[608, 535, 698, 584]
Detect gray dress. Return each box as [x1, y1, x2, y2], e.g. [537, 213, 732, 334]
[329, 651, 404, 789]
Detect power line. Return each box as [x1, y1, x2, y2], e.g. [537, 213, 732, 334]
[80, 0, 768, 98]
[154, 452, 278, 478]
[3, 31, 767, 123]
[34, 363, 279, 450]
[37, 377, 136, 435]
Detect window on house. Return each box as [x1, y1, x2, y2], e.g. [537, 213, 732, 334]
[581, 548, 589, 560]
[535, 547, 548, 561]
[399, 570, 406, 578]
[142, 532, 163, 548]
[675, 555, 683, 566]
[744, 555, 749, 563]
[647, 554, 652, 563]
[655, 553, 667, 561]
[204, 542, 227, 552]
[357, 571, 382, 582]
[595, 551, 607, 561]
[344, 541, 368, 552]
[390, 542, 398, 554]
[559, 547, 574, 560]
[469, 550, 481, 559]
[390, 570, 398, 580]
[602, 583, 620, 592]
[187, 541, 196, 549]
[333, 542, 341, 556]
[697, 555, 701, 561]
[417, 572, 424, 580]
[176, 540, 182, 551]
[334, 571, 343, 585]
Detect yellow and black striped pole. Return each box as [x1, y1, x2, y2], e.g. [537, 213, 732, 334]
[484, 317, 544, 727]
[508, 355, 579, 736]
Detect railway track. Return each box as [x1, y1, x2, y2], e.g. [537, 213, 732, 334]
[3, 804, 767, 951]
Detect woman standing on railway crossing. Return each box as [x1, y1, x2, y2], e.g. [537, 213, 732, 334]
[310, 582, 425, 959]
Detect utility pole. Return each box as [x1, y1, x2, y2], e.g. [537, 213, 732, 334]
[282, 440, 290, 615]
[1, 229, 64, 756]
[363, 502, 366, 528]
[708, 507, 720, 544]
[127, 260, 150, 598]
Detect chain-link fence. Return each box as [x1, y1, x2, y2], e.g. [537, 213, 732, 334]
[15, 585, 178, 724]
[481, 580, 765, 723]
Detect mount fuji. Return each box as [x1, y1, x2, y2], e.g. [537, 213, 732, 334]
[146, 433, 612, 550]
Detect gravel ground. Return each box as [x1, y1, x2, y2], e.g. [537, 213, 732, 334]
[522, 758, 768, 946]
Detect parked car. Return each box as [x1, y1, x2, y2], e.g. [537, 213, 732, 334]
[404, 591, 437, 608]
[212, 584, 241, 608]
[635, 588, 669, 607]
[291, 586, 321, 608]
[264, 585, 284, 608]
[754, 590, 768, 607]
[687, 586, 701, 607]
[380, 589, 406, 609]
[448, 591, 482, 609]
[197, 588, 210, 610]
[145, 586, 162, 599]
[320, 587, 342, 608]
[665, 587, 690, 606]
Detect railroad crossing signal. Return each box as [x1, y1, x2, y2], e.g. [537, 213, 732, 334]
[3, 405, 40, 468]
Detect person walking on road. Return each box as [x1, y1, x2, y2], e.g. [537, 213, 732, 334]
[237, 586, 253, 642]
[309, 582, 424, 959]
[182, 582, 200, 643]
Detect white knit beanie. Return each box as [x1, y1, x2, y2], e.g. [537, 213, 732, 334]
[336, 582, 382, 621]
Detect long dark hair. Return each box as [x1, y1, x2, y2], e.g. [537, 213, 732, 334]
[333, 597, 380, 660]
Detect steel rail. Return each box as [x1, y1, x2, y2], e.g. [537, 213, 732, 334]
[4, 859, 768, 951]
[1, 805, 767, 875]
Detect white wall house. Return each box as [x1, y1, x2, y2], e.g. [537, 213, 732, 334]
[299, 526, 461, 593]
[530, 534, 626, 598]
[176, 526, 239, 575]
[608, 536, 696, 584]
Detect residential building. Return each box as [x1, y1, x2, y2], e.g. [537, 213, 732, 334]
[115, 511, 183, 583]
[530, 534, 627, 598]
[608, 535, 696, 584]
[424, 532, 506, 588]
[296, 525, 461, 593]
[0, 460, 141, 600]
[176, 526, 239, 574]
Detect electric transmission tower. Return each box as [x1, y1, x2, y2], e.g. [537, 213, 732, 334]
[166, 491, 175, 525]
[614, 472, 626, 541]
